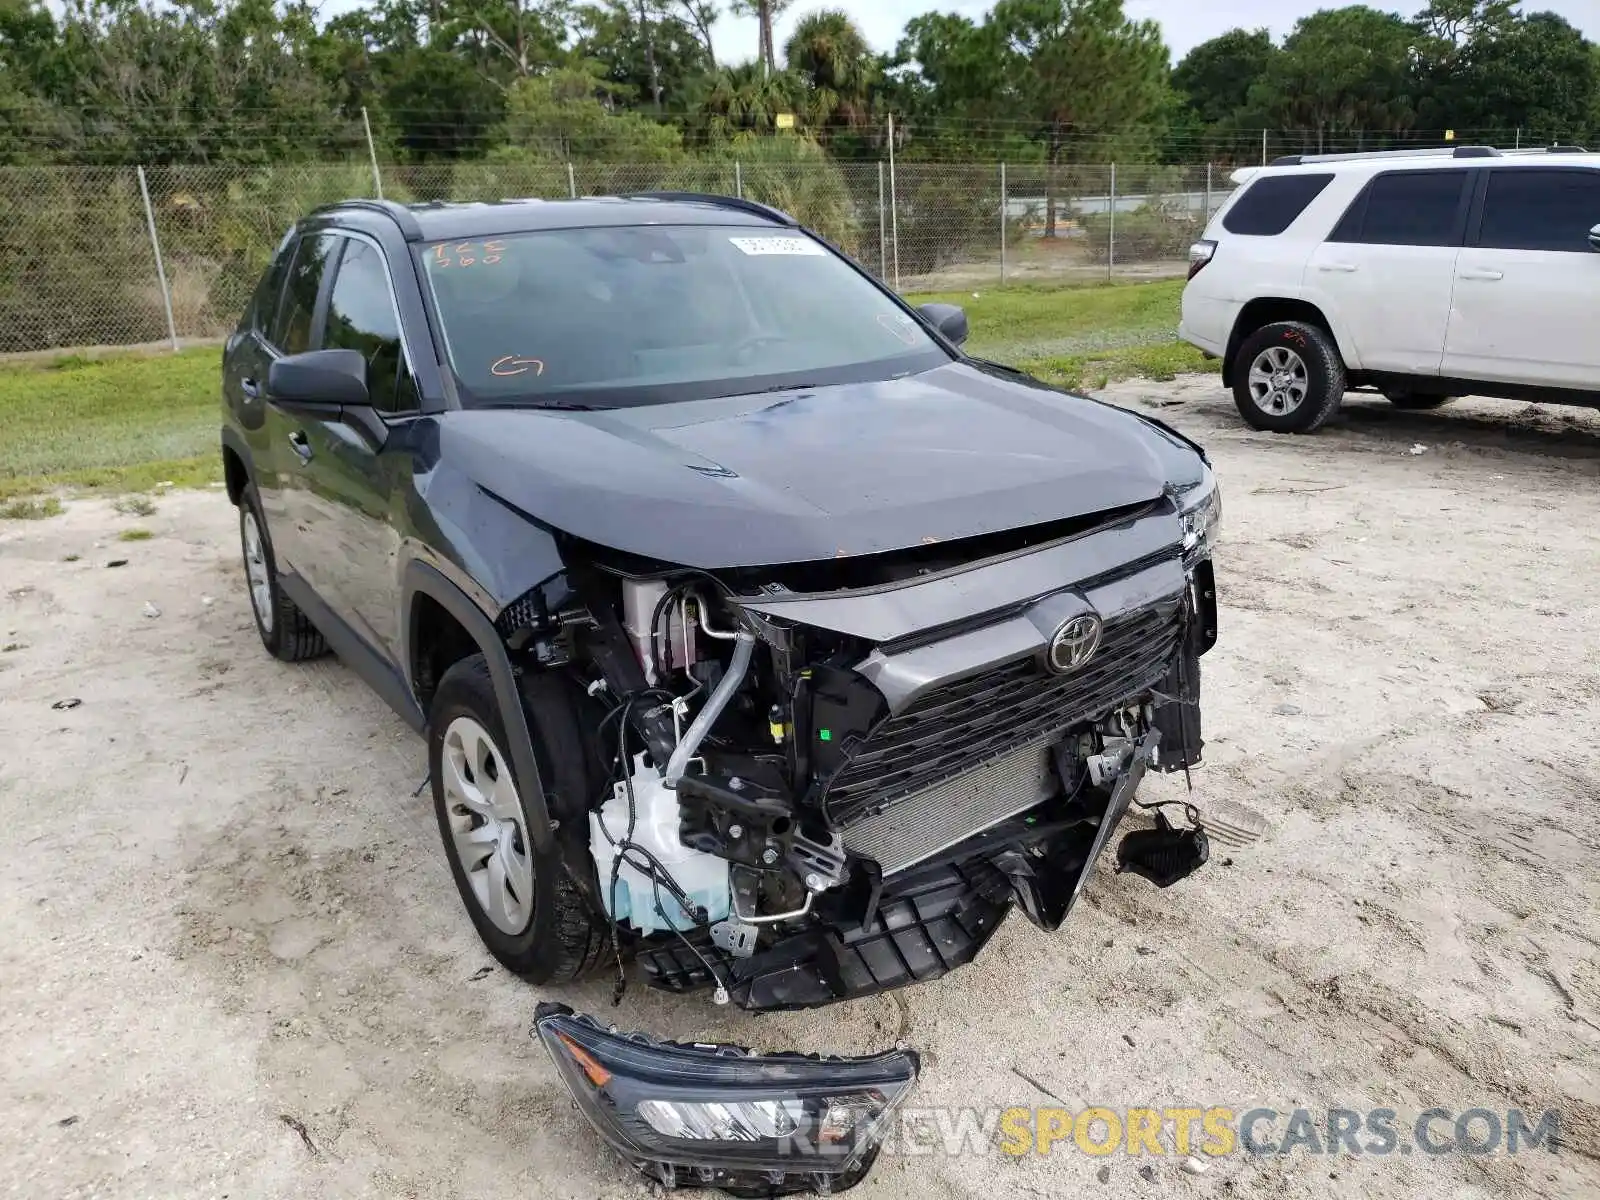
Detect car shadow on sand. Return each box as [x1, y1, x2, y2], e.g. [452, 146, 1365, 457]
[1329, 393, 1600, 462]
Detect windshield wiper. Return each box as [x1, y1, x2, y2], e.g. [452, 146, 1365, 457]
[480, 399, 609, 412]
[746, 381, 827, 395]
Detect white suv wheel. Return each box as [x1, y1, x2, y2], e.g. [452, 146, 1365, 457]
[1231, 321, 1347, 434]
[1248, 346, 1310, 416]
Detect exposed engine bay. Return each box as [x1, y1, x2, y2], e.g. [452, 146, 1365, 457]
[501, 483, 1223, 1013]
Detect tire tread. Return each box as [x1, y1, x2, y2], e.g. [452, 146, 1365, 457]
[430, 656, 611, 985]
[275, 592, 328, 662]
[241, 486, 328, 663]
[1232, 321, 1347, 434]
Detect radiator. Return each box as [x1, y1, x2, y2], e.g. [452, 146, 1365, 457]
[839, 739, 1056, 876]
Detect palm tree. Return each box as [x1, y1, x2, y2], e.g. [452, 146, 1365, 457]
[699, 60, 808, 136]
[783, 8, 876, 130]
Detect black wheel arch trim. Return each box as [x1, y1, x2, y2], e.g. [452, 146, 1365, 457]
[402, 557, 556, 856]
[220, 425, 252, 503]
[1222, 298, 1336, 389]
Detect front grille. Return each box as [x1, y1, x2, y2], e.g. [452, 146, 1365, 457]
[842, 739, 1055, 875]
[826, 604, 1181, 827]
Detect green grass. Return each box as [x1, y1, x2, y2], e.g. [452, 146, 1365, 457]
[908, 277, 1203, 391]
[0, 280, 1204, 499]
[0, 348, 222, 500]
[113, 494, 158, 517]
[908, 278, 1188, 362]
[117, 528, 154, 542]
[0, 495, 63, 519]
[1015, 340, 1211, 391]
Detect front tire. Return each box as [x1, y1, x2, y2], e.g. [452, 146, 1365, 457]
[1385, 391, 1454, 410]
[239, 485, 327, 662]
[1232, 321, 1347, 434]
[429, 655, 610, 983]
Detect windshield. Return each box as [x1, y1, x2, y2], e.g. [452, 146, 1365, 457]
[418, 224, 950, 407]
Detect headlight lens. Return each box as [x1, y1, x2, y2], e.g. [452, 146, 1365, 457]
[1177, 469, 1221, 564]
[534, 1003, 918, 1193]
[637, 1098, 803, 1140]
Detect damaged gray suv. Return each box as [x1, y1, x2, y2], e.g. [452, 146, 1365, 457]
[221, 192, 1222, 1194]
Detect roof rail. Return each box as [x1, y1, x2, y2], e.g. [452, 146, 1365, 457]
[317, 197, 425, 240]
[624, 191, 798, 226]
[1269, 145, 1501, 167]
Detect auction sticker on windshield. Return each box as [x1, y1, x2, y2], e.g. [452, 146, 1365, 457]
[728, 236, 826, 256]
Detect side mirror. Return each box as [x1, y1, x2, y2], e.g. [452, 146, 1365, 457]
[268, 348, 370, 411]
[917, 302, 969, 347]
[1589, 224, 1600, 252]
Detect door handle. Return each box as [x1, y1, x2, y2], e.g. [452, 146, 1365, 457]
[1318, 262, 1359, 273]
[241, 377, 260, 398]
[288, 431, 313, 464]
[1458, 268, 1504, 281]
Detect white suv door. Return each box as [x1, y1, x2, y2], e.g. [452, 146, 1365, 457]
[1303, 168, 1473, 374]
[1444, 166, 1600, 390]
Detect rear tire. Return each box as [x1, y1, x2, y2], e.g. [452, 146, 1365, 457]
[1385, 391, 1454, 410]
[1232, 322, 1346, 434]
[429, 655, 610, 983]
[239, 485, 327, 662]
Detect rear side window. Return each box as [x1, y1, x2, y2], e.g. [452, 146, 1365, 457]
[1329, 170, 1470, 247]
[270, 233, 340, 354]
[247, 230, 295, 335]
[1222, 174, 1334, 235]
[1478, 169, 1600, 252]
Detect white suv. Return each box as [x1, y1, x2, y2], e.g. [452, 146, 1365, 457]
[1179, 145, 1600, 433]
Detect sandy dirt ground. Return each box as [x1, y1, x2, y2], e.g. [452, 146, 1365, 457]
[3, 380, 1599, 1200]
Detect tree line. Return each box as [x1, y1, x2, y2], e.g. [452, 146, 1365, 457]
[0, 0, 1595, 168]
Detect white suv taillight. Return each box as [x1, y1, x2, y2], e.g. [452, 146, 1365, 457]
[1187, 240, 1217, 280]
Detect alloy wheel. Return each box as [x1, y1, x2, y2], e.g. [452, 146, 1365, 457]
[1248, 346, 1310, 416]
[242, 510, 273, 635]
[440, 715, 535, 934]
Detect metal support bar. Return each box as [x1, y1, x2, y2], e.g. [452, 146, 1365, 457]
[735, 160, 743, 199]
[877, 161, 887, 279]
[1107, 163, 1116, 280]
[999, 162, 1008, 284]
[361, 107, 383, 200]
[567, 162, 577, 199]
[887, 115, 900, 291]
[136, 166, 179, 353]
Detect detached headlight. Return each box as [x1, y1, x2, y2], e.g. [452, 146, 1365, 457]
[1177, 468, 1221, 565]
[534, 1003, 919, 1196]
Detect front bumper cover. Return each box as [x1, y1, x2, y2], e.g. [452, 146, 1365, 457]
[534, 1003, 919, 1197]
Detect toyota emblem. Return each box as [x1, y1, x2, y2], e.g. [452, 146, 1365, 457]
[1047, 614, 1102, 673]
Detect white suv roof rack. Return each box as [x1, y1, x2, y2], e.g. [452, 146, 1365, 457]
[1267, 144, 1589, 168]
[1499, 145, 1590, 156]
[1268, 145, 1501, 166]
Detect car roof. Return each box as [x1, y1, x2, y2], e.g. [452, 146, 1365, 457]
[312, 194, 794, 242]
[1231, 150, 1597, 186]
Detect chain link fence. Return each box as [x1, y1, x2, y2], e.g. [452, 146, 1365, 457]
[0, 159, 1235, 355]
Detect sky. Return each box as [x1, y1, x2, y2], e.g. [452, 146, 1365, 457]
[719, 0, 1600, 65]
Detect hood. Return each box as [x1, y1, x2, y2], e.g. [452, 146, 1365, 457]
[437, 361, 1202, 569]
